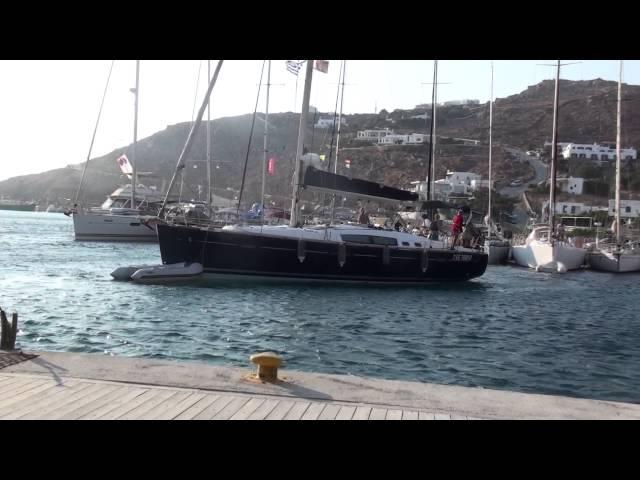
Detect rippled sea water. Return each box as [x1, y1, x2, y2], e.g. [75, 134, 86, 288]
[1, 210, 639, 403]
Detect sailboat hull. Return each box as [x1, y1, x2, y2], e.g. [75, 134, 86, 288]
[485, 243, 510, 265]
[157, 224, 488, 284]
[588, 250, 640, 273]
[73, 213, 157, 242]
[511, 241, 586, 271]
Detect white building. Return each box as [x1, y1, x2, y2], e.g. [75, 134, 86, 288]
[557, 176, 584, 195]
[410, 171, 485, 201]
[315, 116, 348, 129]
[379, 134, 408, 145]
[356, 129, 393, 142]
[608, 199, 640, 218]
[470, 179, 492, 191]
[561, 143, 637, 162]
[406, 133, 428, 144]
[377, 132, 428, 145]
[445, 171, 482, 188]
[410, 180, 462, 200]
[451, 137, 481, 146]
[542, 200, 593, 215]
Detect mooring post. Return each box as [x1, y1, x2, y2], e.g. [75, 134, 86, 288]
[0, 308, 19, 351]
[250, 352, 283, 382]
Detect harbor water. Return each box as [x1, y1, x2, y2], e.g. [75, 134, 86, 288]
[1, 210, 639, 403]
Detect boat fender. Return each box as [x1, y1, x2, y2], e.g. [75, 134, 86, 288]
[382, 245, 390, 265]
[297, 239, 306, 263]
[421, 248, 429, 272]
[338, 242, 346, 267]
[556, 262, 567, 273]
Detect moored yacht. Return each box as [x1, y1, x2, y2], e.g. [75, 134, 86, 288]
[72, 184, 163, 242]
[588, 61, 640, 273]
[510, 60, 586, 272]
[154, 60, 488, 285]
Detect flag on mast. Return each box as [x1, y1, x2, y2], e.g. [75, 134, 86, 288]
[314, 60, 329, 73]
[116, 154, 133, 179]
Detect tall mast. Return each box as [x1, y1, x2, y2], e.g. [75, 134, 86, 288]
[548, 60, 560, 235]
[261, 60, 271, 222]
[431, 60, 438, 200]
[615, 60, 623, 246]
[329, 60, 347, 225]
[289, 60, 314, 227]
[334, 60, 346, 175]
[207, 60, 212, 214]
[487, 61, 494, 224]
[425, 62, 437, 201]
[131, 60, 140, 209]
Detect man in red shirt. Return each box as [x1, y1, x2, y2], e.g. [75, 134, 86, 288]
[451, 208, 464, 248]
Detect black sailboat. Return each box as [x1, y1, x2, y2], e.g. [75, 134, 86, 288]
[155, 60, 488, 284]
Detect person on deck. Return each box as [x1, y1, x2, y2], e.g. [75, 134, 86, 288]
[556, 222, 566, 242]
[429, 213, 440, 241]
[451, 209, 464, 248]
[420, 214, 431, 236]
[462, 212, 475, 248]
[357, 203, 370, 225]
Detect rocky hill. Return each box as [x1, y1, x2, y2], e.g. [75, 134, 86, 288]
[1, 78, 638, 209]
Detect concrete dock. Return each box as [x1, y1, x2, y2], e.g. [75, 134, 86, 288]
[1, 351, 639, 420]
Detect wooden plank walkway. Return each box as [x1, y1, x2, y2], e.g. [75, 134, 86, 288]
[0, 372, 480, 420]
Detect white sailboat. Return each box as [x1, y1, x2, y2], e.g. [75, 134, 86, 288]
[72, 61, 160, 242]
[484, 61, 510, 264]
[588, 61, 640, 273]
[511, 60, 586, 273]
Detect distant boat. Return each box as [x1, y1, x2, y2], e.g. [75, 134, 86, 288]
[70, 60, 164, 242]
[71, 183, 164, 242]
[0, 199, 37, 212]
[511, 60, 586, 273]
[588, 61, 640, 273]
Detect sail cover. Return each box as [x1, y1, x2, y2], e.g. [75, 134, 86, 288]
[302, 166, 418, 203]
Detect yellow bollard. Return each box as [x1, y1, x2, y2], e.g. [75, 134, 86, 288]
[250, 352, 283, 382]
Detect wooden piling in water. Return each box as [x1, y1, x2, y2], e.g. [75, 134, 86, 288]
[0, 308, 18, 351]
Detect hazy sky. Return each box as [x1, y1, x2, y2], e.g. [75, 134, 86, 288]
[0, 60, 637, 181]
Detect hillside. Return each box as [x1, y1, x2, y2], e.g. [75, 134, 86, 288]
[1, 78, 638, 209]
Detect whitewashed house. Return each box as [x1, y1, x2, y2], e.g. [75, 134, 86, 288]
[557, 176, 584, 195]
[377, 132, 428, 145]
[608, 199, 640, 218]
[410, 171, 485, 201]
[542, 200, 593, 215]
[356, 129, 393, 142]
[562, 143, 637, 162]
[315, 116, 348, 129]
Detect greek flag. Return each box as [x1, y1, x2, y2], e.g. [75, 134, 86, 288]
[286, 60, 304, 76]
[314, 60, 329, 73]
